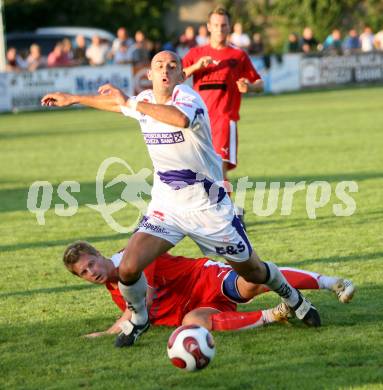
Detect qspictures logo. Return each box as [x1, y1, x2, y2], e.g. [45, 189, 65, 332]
[27, 157, 152, 233]
[27, 157, 358, 233]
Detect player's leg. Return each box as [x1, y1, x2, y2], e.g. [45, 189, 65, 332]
[278, 268, 355, 303]
[236, 267, 322, 300]
[226, 253, 321, 327]
[211, 116, 237, 191]
[116, 232, 174, 347]
[182, 305, 292, 331]
[235, 267, 355, 303]
[182, 307, 221, 330]
[190, 205, 320, 327]
[222, 161, 231, 187]
[211, 117, 245, 226]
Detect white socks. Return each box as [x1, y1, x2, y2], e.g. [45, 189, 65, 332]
[264, 261, 300, 307]
[118, 273, 148, 325]
[317, 275, 339, 290]
[262, 309, 275, 324]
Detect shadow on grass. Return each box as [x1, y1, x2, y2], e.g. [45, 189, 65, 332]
[0, 283, 97, 298]
[0, 232, 129, 252]
[240, 171, 383, 188]
[0, 125, 126, 141]
[244, 209, 382, 232]
[0, 177, 153, 214]
[285, 251, 383, 268]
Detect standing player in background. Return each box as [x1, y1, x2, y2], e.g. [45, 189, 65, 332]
[62, 241, 354, 336]
[42, 50, 320, 349]
[182, 7, 264, 200]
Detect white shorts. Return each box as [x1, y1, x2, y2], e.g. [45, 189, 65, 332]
[136, 197, 252, 262]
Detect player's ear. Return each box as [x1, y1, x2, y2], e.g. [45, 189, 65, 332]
[147, 69, 152, 81]
[181, 71, 186, 82]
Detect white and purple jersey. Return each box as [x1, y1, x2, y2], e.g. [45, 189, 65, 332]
[120, 84, 225, 211]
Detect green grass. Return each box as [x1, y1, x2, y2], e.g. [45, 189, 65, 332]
[1, 87, 383, 389]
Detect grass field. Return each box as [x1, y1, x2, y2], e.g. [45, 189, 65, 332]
[1, 87, 383, 389]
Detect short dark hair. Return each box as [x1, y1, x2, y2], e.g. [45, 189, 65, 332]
[208, 6, 231, 22]
[63, 241, 99, 270]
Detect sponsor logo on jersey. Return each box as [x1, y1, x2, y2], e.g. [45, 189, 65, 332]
[143, 131, 185, 145]
[139, 219, 170, 235]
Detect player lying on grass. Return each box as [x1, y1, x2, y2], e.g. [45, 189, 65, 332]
[63, 241, 355, 336]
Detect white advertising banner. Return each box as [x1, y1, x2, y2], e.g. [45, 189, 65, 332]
[7, 67, 72, 111]
[72, 64, 133, 95]
[0, 72, 11, 112]
[1, 53, 382, 113]
[1, 64, 133, 112]
[301, 52, 383, 87]
[251, 54, 301, 93]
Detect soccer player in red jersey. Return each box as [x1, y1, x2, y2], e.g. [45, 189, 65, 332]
[63, 241, 355, 337]
[182, 7, 264, 186]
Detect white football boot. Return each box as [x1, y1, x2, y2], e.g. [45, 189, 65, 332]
[331, 279, 355, 303]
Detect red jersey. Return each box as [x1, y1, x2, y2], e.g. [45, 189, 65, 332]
[105, 252, 236, 326]
[182, 44, 260, 121]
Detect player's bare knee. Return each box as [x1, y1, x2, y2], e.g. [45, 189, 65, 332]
[182, 313, 210, 329]
[118, 256, 143, 282]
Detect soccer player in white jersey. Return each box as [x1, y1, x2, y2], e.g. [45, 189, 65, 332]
[42, 51, 321, 348]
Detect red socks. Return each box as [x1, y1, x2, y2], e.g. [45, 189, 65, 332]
[211, 310, 264, 331]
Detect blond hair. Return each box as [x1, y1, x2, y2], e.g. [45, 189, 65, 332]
[208, 6, 231, 22]
[63, 241, 99, 272]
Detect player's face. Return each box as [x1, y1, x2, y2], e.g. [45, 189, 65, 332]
[71, 254, 109, 284]
[208, 14, 230, 45]
[148, 51, 184, 95]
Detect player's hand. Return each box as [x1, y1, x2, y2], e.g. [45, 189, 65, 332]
[41, 92, 76, 107]
[98, 83, 128, 105]
[236, 78, 249, 93]
[195, 56, 216, 69]
[83, 331, 108, 338]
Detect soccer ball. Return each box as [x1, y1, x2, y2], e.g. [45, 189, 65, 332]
[167, 325, 216, 371]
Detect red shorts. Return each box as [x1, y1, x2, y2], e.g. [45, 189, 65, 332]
[150, 262, 237, 327]
[210, 115, 238, 170]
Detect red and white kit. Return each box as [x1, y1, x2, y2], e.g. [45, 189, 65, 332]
[183, 45, 261, 169]
[106, 252, 322, 328]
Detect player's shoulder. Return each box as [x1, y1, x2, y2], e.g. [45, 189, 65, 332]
[110, 252, 123, 267]
[226, 43, 249, 57]
[136, 89, 154, 102]
[172, 83, 200, 101]
[172, 83, 207, 113]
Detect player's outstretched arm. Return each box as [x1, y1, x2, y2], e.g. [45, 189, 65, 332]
[105, 308, 133, 334]
[136, 101, 190, 128]
[84, 308, 132, 338]
[83, 286, 154, 338]
[98, 83, 190, 127]
[41, 91, 122, 113]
